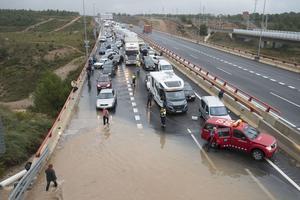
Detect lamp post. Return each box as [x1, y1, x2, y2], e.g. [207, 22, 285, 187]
[83, 0, 89, 57]
[257, 0, 267, 60]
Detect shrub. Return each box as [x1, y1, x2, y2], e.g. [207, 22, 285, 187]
[33, 71, 69, 117]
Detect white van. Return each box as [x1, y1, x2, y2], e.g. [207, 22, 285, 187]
[157, 59, 174, 72]
[199, 96, 231, 120]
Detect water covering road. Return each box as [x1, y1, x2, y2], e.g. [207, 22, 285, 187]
[25, 59, 300, 199]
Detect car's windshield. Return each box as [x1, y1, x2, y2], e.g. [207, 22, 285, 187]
[165, 90, 185, 101]
[145, 58, 154, 65]
[244, 125, 260, 139]
[161, 64, 172, 70]
[210, 106, 228, 116]
[98, 92, 113, 99]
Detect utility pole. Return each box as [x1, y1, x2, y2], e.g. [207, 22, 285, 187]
[83, 0, 89, 57]
[199, 2, 201, 38]
[257, 0, 267, 59]
[252, 0, 258, 26]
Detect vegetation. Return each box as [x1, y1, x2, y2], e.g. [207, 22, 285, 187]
[0, 106, 52, 177]
[0, 9, 94, 178]
[200, 24, 208, 36]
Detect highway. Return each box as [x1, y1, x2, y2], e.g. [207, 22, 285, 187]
[26, 61, 300, 199]
[133, 28, 300, 130]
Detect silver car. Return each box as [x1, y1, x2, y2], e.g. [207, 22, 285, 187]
[96, 89, 117, 110]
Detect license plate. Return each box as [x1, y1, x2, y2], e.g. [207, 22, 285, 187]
[176, 110, 182, 113]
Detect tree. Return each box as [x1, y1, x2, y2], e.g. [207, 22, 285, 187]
[33, 71, 70, 117]
[200, 24, 208, 36]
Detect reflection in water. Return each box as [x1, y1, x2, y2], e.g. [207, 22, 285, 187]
[103, 126, 111, 139]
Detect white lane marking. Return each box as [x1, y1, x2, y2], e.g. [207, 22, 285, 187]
[137, 124, 143, 129]
[134, 115, 140, 121]
[238, 66, 242, 69]
[220, 59, 224, 62]
[190, 55, 198, 59]
[126, 80, 130, 84]
[250, 71, 254, 73]
[233, 64, 238, 67]
[278, 82, 285, 85]
[133, 108, 138, 113]
[215, 58, 220, 60]
[132, 102, 136, 107]
[187, 128, 192, 134]
[128, 88, 132, 92]
[277, 116, 297, 128]
[127, 84, 131, 88]
[270, 92, 300, 108]
[297, 127, 300, 131]
[130, 97, 135, 101]
[262, 76, 269, 79]
[288, 86, 296, 89]
[243, 68, 248, 71]
[265, 158, 300, 192]
[190, 133, 217, 170]
[217, 67, 232, 75]
[245, 168, 276, 200]
[194, 92, 201, 99]
[129, 92, 133, 96]
[256, 73, 261, 76]
[270, 79, 276, 82]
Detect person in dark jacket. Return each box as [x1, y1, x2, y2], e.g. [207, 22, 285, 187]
[147, 91, 153, 108]
[45, 164, 57, 191]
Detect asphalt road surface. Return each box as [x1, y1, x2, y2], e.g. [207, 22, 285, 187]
[133, 28, 300, 130]
[26, 60, 300, 199]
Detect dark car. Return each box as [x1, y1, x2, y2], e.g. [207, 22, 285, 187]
[184, 82, 196, 101]
[142, 56, 156, 71]
[102, 61, 116, 77]
[99, 47, 106, 55]
[96, 74, 112, 93]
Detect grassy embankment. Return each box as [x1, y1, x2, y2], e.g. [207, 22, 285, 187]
[0, 9, 95, 178]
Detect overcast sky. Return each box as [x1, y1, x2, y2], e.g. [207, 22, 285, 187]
[0, 0, 299, 15]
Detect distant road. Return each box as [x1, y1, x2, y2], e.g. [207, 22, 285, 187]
[21, 18, 54, 32]
[135, 27, 300, 129]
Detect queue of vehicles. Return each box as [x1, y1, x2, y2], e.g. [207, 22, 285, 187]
[94, 20, 278, 161]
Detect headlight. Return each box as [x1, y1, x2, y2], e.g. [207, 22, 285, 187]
[266, 146, 272, 151]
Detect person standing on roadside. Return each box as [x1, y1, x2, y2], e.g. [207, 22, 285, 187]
[102, 108, 110, 125]
[147, 91, 153, 108]
[45, 164, 57, 191]
[71, 80, 78, 92]
[207, 127, 218, 152]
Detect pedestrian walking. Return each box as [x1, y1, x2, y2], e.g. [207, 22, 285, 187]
[45, 164, 58, 191]
[132, 74, 136, 88]
[102, 108, 110, 125]
[147, 91, 153, 108]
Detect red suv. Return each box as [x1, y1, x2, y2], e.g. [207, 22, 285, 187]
[96, 74, 112, 93]
[201, 117, 277, 160]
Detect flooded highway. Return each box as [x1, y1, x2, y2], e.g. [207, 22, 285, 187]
[25, 62, 300, 200]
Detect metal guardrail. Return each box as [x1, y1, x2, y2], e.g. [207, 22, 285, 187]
[137, 33, 281, 116]
[9, 147, 50, 200]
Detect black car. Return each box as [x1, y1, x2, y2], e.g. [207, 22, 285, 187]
[142, 56, 156, 71]
[102, 61, 116, 77]
[99, 47, 106, 55]
[184, 82, 196, 101]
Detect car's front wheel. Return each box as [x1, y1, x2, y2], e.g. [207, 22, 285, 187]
[251, 149, 264, 161]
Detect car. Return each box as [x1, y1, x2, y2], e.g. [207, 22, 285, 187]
[98, 47, 106, 55]
[94, 57, 108, 69]
[96, 88, 117, 110]
[102, 61, 116, 77]
[157, 59, 174, 72]
[96, 74, 112, 93]
[183, 82, 196, 101]
[199, 96, 231, 120]
[142, 56, 156, 71]
[201, 118, 277, 160]
[99, 36, 106, 42]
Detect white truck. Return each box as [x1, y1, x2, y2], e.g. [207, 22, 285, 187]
[124, 31, 140, 65]
[147, 71, 188, 113]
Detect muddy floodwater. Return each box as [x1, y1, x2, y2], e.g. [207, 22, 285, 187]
[26, 116, 271, 200]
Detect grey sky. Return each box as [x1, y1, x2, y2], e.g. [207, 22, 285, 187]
[0, 0, 299, 15]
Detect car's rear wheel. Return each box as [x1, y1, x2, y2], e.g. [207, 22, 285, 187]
[251, 149, 264, 161]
